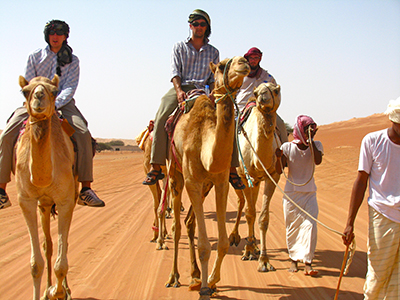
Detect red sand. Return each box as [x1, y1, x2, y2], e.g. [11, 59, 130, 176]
[0, 113, 391, 299]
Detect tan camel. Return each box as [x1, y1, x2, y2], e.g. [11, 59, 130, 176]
[165, 57, 250, 299]
[229, 82, 281, 272]
[15, 75, 78, 300]
[136, 124, 169, 250]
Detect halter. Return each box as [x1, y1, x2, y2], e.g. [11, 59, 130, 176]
[213, 58, 241, 105]
[23, 83, 56, 125]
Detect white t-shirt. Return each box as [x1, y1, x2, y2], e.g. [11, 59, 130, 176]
[281, 141, 324, 192]
[359, 129, 400, 223]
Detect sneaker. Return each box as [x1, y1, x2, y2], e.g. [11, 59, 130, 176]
[78, 189, 105, 207]
[0, 194, 11, 210]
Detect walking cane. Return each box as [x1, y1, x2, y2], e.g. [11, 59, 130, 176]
[334, 243, 350, 300]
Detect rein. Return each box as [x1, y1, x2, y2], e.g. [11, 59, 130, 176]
[214, 58, 240, 104]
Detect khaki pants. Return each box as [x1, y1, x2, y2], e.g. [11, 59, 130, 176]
[0, 99, 93, 183]
[151, 86, 239, 167]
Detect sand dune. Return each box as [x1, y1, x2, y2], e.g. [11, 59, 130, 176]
[0, 113, 391, 299]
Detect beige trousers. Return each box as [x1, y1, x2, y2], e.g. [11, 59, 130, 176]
[364, 206, 399, 299]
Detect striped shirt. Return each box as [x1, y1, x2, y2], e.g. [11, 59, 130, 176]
[24, 45, 80, 109]
[170, 38, 219, 89]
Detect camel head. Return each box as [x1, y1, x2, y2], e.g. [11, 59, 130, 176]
[19, 75, 59, 120]
[253, 82, 281, 113]
[210, 56, 250, 98]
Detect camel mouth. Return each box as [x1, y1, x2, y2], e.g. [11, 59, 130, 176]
[235, 69, 250, 75]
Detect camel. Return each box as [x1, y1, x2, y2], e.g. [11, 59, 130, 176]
[15, 75, 78, 300]
[229, 82, 281, 272]
[165, 57, 250, 299]
[136, 123, 170, 249]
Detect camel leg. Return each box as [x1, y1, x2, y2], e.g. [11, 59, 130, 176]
[257, 174, 279, 272]
[19, 199, 44, 300]
[156, 184, 168, 250]
[149, 183, 161, 243]
[38, 205, 53, 291]
[185, 179, 212, 299]
[242, 182, 261, 261]
[228, 188, 245, 247]
[185, 205, 201, 290]
[165, 169, 184, 288]
[208, 181, 229, 292]
[45, 202, 74, 300]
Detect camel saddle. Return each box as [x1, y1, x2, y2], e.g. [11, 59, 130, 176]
[165, 89, 207, 141]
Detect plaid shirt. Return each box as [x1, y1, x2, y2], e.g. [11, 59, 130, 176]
[24, 45, 79, 109]
[170, 38, 219, 89]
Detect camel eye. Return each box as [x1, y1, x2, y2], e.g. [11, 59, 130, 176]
[21, 89, 30, 98]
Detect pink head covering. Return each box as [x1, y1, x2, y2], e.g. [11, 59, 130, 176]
[244, 47, 263, 59]
[292, 115, 317, 146]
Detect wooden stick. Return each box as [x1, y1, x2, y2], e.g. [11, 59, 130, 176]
[334, 243, 350, 300]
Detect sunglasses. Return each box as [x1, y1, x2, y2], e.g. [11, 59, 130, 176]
[49, 29, 65, 36]
[191, 21, 207, 28]
[48, 24, 65, 36]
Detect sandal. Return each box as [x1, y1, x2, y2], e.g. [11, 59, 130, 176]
[229, 172, 245, 190]
[143, 169, 165, 185]
[304, 264, 318, 276]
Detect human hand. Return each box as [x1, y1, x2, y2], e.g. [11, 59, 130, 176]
[342, 225, 355, 246]
[176, 90, 187, 103]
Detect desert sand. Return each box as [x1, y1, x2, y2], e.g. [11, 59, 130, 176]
[0, 113, 391, 300]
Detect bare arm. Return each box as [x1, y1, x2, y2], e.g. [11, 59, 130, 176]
[342, 171, 369, 245]
[275, 148, 286, 175]
[311, 139, 323, 165]
[172, 76, 186, 103]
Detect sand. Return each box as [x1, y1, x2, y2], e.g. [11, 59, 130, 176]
[0, 113, 391, 300]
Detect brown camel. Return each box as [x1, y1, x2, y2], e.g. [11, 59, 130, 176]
[229, 82, 281, 272]
[136, 123, 169, 250]
[165, 57, 250, 299]
[15, 75, 78, 300]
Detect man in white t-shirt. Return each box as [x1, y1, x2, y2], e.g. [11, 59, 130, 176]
[343, 97, 400, 299]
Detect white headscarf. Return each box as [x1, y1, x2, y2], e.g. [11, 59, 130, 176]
[385, 96, 400, 124]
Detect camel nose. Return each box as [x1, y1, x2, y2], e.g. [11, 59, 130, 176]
[35, 90, 44, 101]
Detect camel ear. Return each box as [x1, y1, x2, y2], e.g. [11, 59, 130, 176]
[253, 85, 260, 97]
[210, 62, 217, 74]
[51, 75, 60, 88]
[19, 76, 29, 89]
[273, 84, 281, 96]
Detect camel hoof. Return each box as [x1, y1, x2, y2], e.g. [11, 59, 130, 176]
[199, 287, 213, 296]
[165, 282, 181, 288]
[249, 254, 258, 261]
[229, 233, 241, 247]
[258, 262, 276, 272]
[241, 255, 249, 261]
[188, 278, 201, 291]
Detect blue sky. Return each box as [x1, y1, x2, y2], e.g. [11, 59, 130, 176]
[0, 0, 399, 139]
